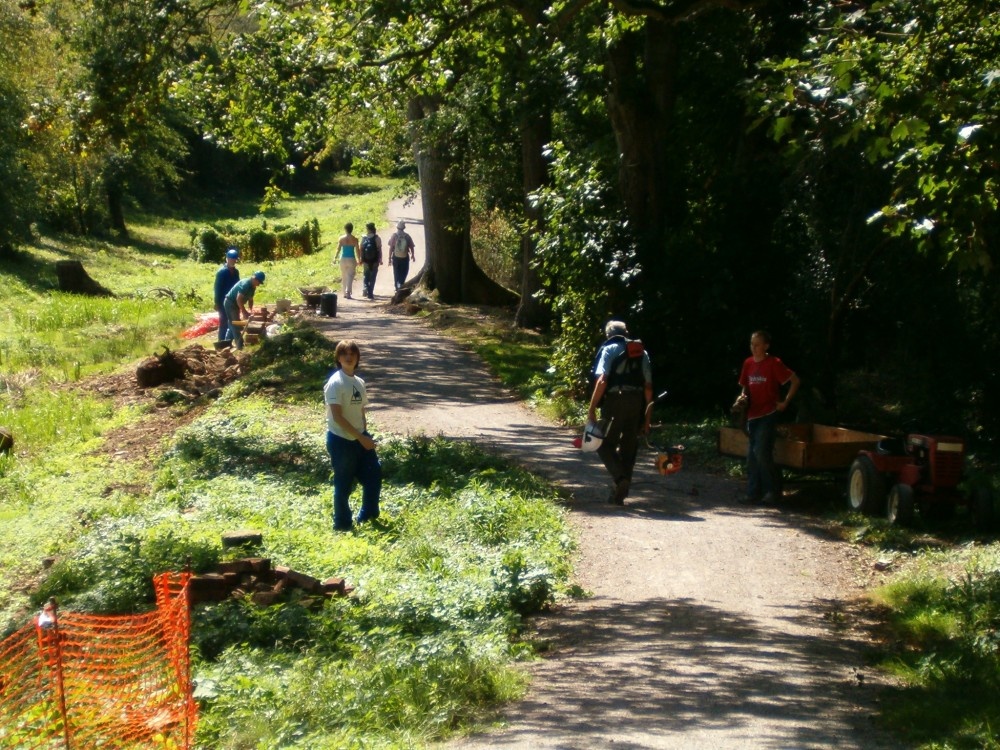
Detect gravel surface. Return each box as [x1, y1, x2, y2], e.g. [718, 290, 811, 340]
[307, 198, 905, 749]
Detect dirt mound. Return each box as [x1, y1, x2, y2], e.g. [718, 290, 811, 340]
[74, 343, 247, 410]
[73, 342, 250, 468]
[134, 344, 245, 397]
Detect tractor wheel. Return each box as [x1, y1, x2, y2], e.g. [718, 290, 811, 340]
[847, 456, 885, 515]
[971, 488, 996, 530]
[887, 483, 915, 526]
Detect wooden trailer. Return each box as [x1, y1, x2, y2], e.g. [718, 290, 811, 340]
[718, 424, 887, 471]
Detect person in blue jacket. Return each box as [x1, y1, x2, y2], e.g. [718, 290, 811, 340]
[223, 271, 265, 349]
[214, 248, 241, 341]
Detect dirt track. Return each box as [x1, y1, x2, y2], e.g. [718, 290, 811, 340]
[308, 199, 904, 749]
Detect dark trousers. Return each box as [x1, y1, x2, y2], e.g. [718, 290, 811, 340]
[362, 262, 378, 298]
[597, 390, 645, 485]
[746, 412, 781, 499]
[216, 305, 230, 341]
[223, 300, 242, 348]
[392, 256, 410, 290]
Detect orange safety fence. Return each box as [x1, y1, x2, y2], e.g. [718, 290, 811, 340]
[0, 572, 196, 749]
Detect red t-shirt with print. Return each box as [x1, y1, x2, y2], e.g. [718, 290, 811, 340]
[739, 355, 794, 420]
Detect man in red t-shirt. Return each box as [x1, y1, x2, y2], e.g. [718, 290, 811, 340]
[737, 330, 800, 504]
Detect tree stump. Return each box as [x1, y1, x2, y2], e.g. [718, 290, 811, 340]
[55, 260, 114, 296]
[0, 427, 13, 454]
[135, 347, 188, 388]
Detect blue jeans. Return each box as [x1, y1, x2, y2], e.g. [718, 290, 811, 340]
[217, 305, 230, 341]
[362, 262, 378, 298]
[392, 257, 410, 290]
[223, 300, 242, 348]
[746, 413, 780, 499]
[327, 431, 381, 530]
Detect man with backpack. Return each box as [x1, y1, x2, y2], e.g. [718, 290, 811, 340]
[359, 222, 382, 299]
[388, 220, 416, 290]
[587, 320, 653, 505]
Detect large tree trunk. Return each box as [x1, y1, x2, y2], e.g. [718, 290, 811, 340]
[515, 109, 552, 329]
[411, 96, 518, 306]
[108, 185, 128, 238]
[605, 20, 680, 254]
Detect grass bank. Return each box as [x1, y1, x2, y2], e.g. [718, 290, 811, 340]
[27, 326, 573, 747]
[0, 181, 576, 747]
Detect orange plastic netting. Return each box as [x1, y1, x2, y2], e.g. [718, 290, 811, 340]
[0, 572, 196, 749]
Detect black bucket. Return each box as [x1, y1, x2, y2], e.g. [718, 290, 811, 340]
[320, 292, 338, 317]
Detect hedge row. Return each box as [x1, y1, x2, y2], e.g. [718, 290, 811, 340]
[190, 219, 321, 263]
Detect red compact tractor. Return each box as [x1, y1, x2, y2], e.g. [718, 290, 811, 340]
[847, 434, 995, 526]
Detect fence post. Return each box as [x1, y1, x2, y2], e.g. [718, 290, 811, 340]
[37, 601, 72, 750]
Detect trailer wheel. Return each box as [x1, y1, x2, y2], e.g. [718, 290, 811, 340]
[971, 488, 995, 530]
[887, 483, 915, 526]
[847, 456, 885, 514]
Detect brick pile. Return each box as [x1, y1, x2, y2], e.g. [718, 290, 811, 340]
[190, 557, 352, 608]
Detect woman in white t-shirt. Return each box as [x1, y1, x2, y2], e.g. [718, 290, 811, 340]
[323, 339, 381, 530]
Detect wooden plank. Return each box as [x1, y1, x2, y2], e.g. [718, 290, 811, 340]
[719, 426, 747, 457]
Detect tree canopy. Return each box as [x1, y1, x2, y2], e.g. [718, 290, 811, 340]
[2, 0, 999, 439]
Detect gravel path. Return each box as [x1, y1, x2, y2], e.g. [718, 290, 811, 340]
[308, 198, 904, 749]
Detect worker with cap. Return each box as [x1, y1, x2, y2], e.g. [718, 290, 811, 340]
[387, 220, 416, 291]
[223, 270, 265, 350]
[214, 248, 241, 341]
[587, 320, 653, 504]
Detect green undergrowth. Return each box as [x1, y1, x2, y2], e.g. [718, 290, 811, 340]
[2, 322, 573, 747]
[825, 507, 1000, 748]
[867, 548, 1000, 748]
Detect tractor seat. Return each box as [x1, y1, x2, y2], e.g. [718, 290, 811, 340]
[876, 437, 906, 456]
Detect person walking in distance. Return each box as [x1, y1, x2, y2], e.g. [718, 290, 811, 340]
[214, 248, 240, 341]
[324, 340, 381, 531]
[737, 330, 800, 505]
[587, 320, 653, 505]
[388, 220, 415, 290]
[335, 223, 360, 300]
[360, 222, 382, 299]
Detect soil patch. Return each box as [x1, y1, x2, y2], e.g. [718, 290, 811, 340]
[68, 343, 250, 468]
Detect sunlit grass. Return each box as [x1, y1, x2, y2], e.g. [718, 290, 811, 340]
[869, 560, 1000, 748]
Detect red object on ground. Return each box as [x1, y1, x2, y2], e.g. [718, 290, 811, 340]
[181, 312, 220, 339]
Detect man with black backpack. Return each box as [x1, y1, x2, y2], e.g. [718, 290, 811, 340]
[359, 222, 382, 299]
[587, 320, 653, 505]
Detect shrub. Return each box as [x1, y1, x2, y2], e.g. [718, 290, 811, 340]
[190, 221, 321, 263]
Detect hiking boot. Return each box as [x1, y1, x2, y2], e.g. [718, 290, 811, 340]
[608, 478, 629, 505]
